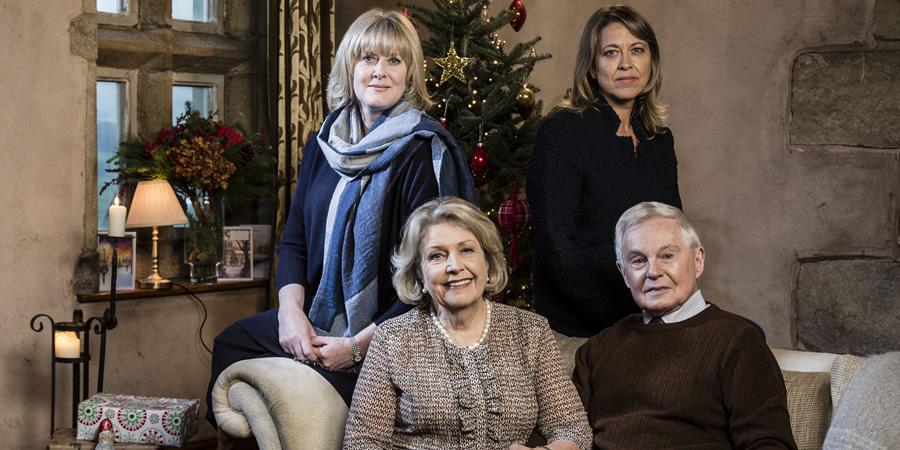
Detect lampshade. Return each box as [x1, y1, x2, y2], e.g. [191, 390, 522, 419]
[125, 180, 188, 228]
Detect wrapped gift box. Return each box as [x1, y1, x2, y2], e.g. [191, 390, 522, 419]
[76, 393, 199, 447]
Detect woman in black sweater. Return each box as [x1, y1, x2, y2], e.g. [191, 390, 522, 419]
[527, 5, 682, 339]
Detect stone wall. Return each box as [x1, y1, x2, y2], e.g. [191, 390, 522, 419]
[791, 1, 899, 354]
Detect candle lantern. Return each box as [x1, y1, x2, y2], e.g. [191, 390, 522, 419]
[31, 236, 123, 435]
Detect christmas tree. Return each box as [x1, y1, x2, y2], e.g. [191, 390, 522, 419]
[401, 0, 550, 308]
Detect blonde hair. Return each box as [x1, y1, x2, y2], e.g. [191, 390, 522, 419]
[392, 197, 508, 305]
[327, 8, 431, 112]
[560, 4, 667, 136]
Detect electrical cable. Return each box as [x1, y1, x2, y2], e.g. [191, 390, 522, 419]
[172, 282, 213, 354]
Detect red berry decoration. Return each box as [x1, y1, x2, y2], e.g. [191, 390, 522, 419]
[469, 142, 489, 181]
[497, 184, 531, 266]
[508, 0, 527, 32]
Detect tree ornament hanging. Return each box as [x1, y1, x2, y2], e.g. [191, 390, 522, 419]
[403, 7, 420, 29]
[497, 183, 531, 266]
[434, 41, 473, 85]
[508, 0, 527, 32]
[440, 101, 450, 128]
[515, 85, 536, 119]
[481, 5, 490, 23]
[469, 142, 489, 182]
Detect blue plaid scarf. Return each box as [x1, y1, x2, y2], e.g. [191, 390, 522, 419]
[307, 101, 477, 336]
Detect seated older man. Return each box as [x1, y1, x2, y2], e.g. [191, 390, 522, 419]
[573, 202, 797, 449]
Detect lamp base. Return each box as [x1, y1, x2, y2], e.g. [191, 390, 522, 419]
[138, 277, 173, 290]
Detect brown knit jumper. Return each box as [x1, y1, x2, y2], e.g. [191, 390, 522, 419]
[573, 304, 797, 449]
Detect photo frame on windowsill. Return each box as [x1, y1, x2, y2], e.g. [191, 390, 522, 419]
[98, 231, 137, 291]
[241, 224, 272, 279]
[220, 226, 253, 281]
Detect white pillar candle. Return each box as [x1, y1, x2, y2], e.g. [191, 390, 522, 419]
[55, 331, 81, 358]
[108, 196, 127, 237]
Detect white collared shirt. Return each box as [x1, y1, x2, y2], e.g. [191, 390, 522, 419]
[642, 290, 708, 324]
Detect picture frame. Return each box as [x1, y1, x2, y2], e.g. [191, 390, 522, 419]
[241, 224, 272, 279]
[220, 226, 254, 281]
[98, 231, 137, 291]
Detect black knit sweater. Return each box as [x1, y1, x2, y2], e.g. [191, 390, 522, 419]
[526, 100, 682, 337]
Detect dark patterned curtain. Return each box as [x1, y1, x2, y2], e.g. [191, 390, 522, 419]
[268, 0, 334, 307]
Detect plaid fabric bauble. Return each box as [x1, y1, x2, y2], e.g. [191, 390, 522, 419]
[497, 197, 530, 234]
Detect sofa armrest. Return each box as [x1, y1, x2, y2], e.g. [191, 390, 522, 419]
[212, 357, 350, 450]
[771, 348, 840, 372]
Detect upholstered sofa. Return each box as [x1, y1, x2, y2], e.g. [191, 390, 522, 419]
[212, 347, 893, 450]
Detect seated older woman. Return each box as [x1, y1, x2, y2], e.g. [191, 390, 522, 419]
[343, 197, 591, 449]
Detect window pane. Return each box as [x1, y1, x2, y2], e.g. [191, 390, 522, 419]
[97, 0, 127, 14]
[173, 85, 213, 125]
[97, 81, 126, 231]
[172, 0, 211, 22]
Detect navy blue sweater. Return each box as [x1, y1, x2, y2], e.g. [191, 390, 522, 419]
[527, 101, 682, 337]
[274, 135, 439, 326]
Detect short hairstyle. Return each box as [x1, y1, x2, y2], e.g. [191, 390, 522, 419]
[560, 4, 667, 136]
[615, 202, 702, 262]
[327, 8, 432, 112]
[392, 197, 508, 306]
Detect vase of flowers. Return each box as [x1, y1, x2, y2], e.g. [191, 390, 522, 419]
[184, 194, 224, 283]
[102, 102, 275, 283]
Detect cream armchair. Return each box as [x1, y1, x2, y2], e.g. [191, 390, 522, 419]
[212, 357, 349, 450]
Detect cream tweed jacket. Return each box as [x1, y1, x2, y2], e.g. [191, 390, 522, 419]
[344, 302, 591, 449]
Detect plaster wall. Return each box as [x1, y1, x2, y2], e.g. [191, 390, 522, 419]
[339, 0, 897, 349]
[0, 2, 265, 446]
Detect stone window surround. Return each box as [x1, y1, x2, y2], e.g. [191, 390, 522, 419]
[96, 67, 138, 136]
[73, 0, 267, 295]
[172, 72, 226, 119]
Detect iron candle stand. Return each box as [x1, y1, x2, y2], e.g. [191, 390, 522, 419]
[31, 236, 122, 435]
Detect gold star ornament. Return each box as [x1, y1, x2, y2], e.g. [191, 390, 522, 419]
[434, 41, 473, 85]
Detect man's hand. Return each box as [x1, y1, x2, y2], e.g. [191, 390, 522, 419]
[277, 284, 320, 361]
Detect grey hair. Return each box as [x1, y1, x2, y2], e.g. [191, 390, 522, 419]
[392, 197, 508, 306]
[614, 202, 701, 262]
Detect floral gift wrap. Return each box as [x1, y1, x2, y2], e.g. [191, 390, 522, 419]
[76, 393, 199, 446]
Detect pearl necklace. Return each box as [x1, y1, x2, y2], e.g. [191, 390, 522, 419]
[431, 298, 492, 351]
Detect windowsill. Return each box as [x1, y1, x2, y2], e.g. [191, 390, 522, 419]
[77, 278, 268, 304]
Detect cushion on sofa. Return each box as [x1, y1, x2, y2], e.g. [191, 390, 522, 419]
[782, 370, 831, 450]
[828, 354, 864, 416]
[823, 352, 900, 449]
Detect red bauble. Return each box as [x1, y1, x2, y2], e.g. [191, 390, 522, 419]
[497, 186, 531, 266]
[508, 0, 527, 32]
[497, 197, 531, 234]
[440, 117, 447, 128]
[469, 143, 489, 181]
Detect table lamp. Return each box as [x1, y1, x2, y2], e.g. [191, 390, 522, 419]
[126, 180, 188, 289]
